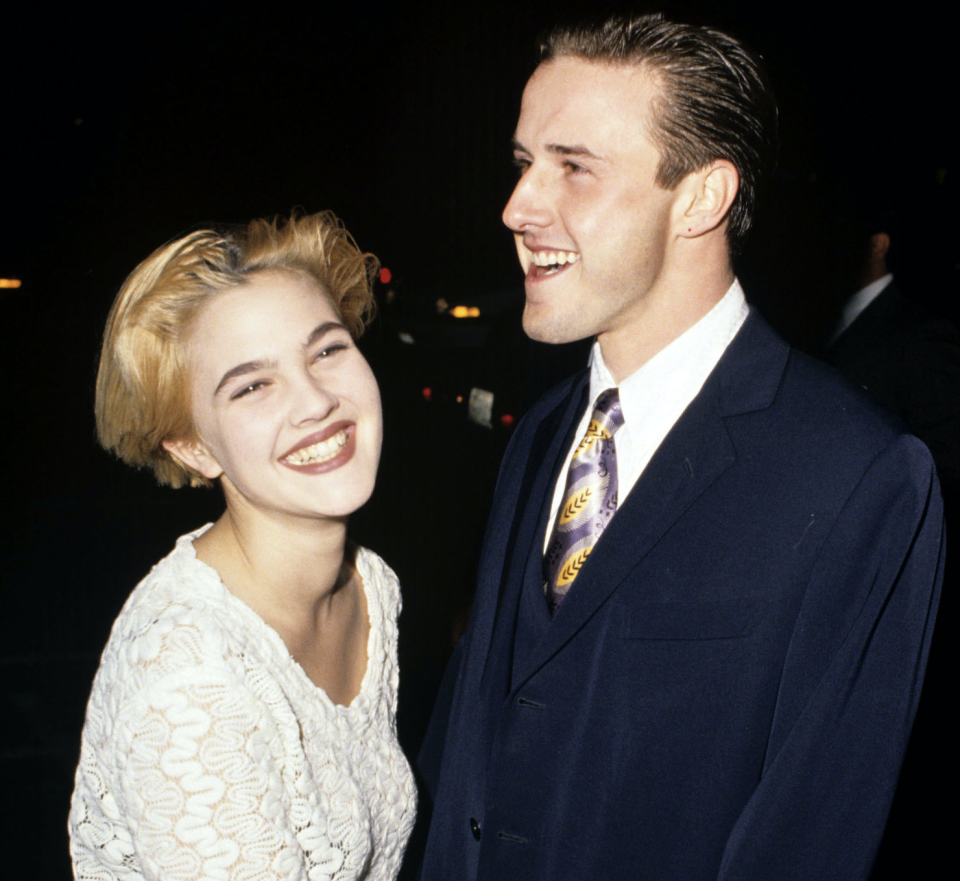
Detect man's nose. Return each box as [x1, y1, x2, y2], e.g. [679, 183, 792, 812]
[502, 169, 551, 232]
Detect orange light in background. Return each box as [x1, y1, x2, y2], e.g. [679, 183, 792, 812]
[0, 279, 22, 289]
[379, 267, 392, 284]
[500, 413, 516, 428]
[422, 387, 432, 402]
[450, 305, 481, 319]
[456, 395, 463, 403]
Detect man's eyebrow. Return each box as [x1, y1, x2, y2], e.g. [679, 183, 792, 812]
[548, 143, 603, 160]
[511, 137, 603, 161]
[214, 360, 273, 395]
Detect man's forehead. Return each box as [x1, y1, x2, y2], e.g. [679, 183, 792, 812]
[525, 56, 657, 97]
[515, 57, 658, 146]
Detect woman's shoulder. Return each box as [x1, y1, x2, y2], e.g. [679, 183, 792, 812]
[94, 527, 254, 701]
[115, 526, 224, 633]
[351, 545, 402, 715]
[353, 544, 401, 615]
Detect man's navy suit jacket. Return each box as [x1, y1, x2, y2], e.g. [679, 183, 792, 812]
[419, 312, 943, 881]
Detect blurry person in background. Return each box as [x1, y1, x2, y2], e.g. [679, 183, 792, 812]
[822, 199, 958, 879]
[418, 13, 943, 881]
[825, 203, 960, 509]
[70, 212, 416, 880]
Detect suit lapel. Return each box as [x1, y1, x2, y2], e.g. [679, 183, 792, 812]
[511, 313, 789, 691]
[470, 374, 589, 691]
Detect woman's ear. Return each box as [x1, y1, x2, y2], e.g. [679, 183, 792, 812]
[162, 438, 223, 481]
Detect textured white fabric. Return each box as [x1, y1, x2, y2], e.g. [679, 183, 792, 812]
[69, 526, 416, 881]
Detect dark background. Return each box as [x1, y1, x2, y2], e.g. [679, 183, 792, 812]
[1, 1, 955, 875]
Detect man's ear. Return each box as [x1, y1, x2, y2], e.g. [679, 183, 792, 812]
[675, 159, 739, 239]
[162, 438, 223, 481]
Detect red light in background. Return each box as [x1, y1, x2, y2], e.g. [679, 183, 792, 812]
[379, 267, 392, 285]
[422, 387, 432, 402]
[500, 413, 516, 428]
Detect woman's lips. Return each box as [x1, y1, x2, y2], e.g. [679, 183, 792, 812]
[279, 420, 356, 474]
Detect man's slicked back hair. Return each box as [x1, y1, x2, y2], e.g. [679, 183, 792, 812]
[540, 13, 778, 251]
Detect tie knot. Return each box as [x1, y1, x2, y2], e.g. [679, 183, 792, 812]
[592, 388, 624, 436]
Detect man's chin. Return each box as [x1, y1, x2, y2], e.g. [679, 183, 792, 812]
[521, 309, 592, 346]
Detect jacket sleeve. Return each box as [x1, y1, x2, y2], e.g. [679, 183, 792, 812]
[417, 634, 466, 804]
[718, 435, 944, 881]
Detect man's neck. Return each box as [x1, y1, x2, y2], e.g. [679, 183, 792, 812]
[598, 266, 735, 383]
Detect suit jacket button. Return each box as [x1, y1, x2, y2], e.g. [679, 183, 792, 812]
[470, 818, 481, 841]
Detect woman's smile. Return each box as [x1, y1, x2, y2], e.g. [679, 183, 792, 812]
[180, 269, 383, 521]
[281, 421, 355, 471]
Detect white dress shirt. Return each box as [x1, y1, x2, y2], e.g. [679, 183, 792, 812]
[544, 279, 750, 549]
[828, 273, 894, 345]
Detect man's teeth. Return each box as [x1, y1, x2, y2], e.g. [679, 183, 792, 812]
[284, 430, 348, 465]
[530, 249, 580, 268]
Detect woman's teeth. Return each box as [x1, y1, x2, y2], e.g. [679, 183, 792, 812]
[284, 430, 348, 465]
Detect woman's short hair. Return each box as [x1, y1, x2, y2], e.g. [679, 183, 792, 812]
[95, 210, 378, 489]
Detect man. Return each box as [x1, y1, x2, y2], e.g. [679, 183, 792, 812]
[825, 212, 960, 506]
[419, 14, 942, 881]
[822, 206, 957, 879]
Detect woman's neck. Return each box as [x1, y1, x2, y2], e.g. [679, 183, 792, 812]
[194, 505, 370, 705]
[194, 504, 352, 643]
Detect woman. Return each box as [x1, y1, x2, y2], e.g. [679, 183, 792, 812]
[69, 212, 416, 880]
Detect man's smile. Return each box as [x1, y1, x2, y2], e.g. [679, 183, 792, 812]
[519, 241, 582, 281]
[530, 249, 580, 271]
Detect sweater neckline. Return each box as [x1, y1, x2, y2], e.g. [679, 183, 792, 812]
[177, 524, 380, 718]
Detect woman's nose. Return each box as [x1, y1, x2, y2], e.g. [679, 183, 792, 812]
[289, 375, 339, 426]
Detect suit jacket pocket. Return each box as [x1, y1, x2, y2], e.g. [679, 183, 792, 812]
[619, 597, 769, 640]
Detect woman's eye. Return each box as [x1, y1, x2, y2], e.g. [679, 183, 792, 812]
[230, 380, 267, 400]
[315, 342, 349, 360]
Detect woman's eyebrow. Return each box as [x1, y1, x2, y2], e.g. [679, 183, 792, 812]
[212, 322, 350, 395]
[214, 359, 274, 395]
[305, 320, 349, 348]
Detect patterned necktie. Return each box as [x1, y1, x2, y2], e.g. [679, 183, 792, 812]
[544, 388, 624, 613]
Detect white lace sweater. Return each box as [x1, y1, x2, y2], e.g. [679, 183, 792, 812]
[69, 527, 417, 881]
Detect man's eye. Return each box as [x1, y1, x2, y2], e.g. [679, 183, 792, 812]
[512, 156, 531, 176]
[563, 160, 586, 174]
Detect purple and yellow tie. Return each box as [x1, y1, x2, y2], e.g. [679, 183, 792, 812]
[544, 388, 624, 613]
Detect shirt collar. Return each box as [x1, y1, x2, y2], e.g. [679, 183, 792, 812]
[835, 273, 893, 338]
[588, 278, 749, 424]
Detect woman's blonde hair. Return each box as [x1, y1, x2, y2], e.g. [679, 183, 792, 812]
[95, 210, 377, 488]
